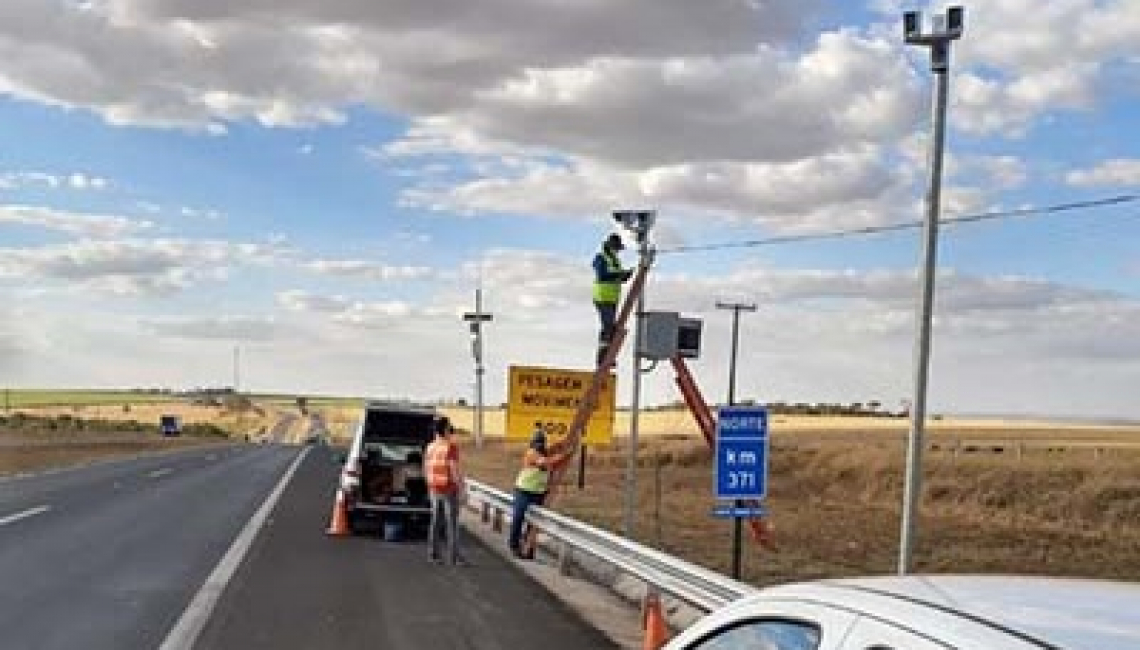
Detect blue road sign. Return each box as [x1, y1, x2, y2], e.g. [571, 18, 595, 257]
[715, 406, 768, 500]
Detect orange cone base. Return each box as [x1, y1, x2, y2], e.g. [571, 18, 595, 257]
[643, 596, 669, 650]
[326, 491, 350, 536]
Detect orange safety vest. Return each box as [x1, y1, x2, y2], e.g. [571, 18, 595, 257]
[425, 440, 457, 493]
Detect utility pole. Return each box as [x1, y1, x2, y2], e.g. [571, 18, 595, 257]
[463, 289, 493, 448]
[899, 6, 964, 575]
[717, 300, 757, 579]
[613, 210, 656, 540]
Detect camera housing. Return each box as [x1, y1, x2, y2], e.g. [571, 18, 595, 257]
[612, 210, 656, 242]
[903, 11, 920, 40]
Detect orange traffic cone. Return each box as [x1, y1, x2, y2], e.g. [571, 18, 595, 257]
[643, 592, 669, 650]
[326, 490, 350, 536]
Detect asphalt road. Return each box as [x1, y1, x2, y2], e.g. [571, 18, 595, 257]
[195, 444, 617, 650]
[0, 444, 300, 650]
[1, 443, 617, 649]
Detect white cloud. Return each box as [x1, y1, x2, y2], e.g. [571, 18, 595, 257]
[942, 0, 1140, 135]
[1066, 159, 1140, 187]
[276, 289, 352, 313]
[277, 288, 456, 329]
[0, 237, 289, 295]
[178, 206, 224, 219]
[405, 146, 919, 231]
[0, 0, 816, 130]
[0, 204, 152, 237]
[384, 30, 921, 172]
[304, 259, 435, 281]
[0, 171, 110, 191]
[140, 315, 286, 341]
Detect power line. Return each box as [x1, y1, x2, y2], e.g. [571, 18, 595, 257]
[657, 194, 1139, 255]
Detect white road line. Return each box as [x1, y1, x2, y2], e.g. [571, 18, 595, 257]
[148, 468, 173, 479]
[0, 505, 51, 527]
[159, 447, 310, 650]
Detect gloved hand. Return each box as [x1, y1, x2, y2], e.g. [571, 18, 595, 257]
[621, 270, 633, 281]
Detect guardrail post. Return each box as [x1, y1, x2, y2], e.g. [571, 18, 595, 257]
[557, 540, 571, 576]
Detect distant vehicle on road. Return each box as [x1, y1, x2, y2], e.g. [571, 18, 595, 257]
[338, 401, 437, 539]
[664, 575, 1140, 649]
[159, 414, 181, 437]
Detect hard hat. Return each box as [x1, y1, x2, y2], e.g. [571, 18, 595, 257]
[605, 233, 625, 250]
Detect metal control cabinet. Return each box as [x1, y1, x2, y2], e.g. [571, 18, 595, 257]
[638, 311, 702, 360]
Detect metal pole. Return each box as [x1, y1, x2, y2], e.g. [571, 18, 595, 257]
[900, 9, 960, 574]
[624, 249, 647, 540]
[464, 290, 493, 449]
[475, 289, 485, 449]
[233, 346, 240, 393]
[717, 301, 756, 580]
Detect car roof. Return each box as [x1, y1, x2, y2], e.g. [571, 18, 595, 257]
[753, 575, 1140, 649]
[363, 399, 436, 414]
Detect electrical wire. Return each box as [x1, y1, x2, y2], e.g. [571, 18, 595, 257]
[656, 194, 1139, 255]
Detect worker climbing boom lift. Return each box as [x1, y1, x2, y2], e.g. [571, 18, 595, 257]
[524, 212, 775, 555]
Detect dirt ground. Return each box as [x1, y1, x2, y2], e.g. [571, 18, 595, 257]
[460, 431, 1140, 586]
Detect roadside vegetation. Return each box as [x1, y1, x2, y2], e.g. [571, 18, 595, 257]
[0, 411, 230, 476]
[460, 422, 1140, 586]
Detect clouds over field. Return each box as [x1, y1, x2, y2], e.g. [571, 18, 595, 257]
[0, 1, 1136, 416]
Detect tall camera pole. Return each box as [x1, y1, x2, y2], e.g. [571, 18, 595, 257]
[463, 289, 493, 448]
[899, 6, 964, 575]
[717, 300, 756, 579]
[613, 210, 656, 540]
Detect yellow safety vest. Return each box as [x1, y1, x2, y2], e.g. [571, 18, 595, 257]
[592, 250, 623, 304]
[516, 466, 549, 494]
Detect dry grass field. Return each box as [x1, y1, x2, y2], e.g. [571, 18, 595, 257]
[458, 417, 1140, 587]
[0, 412, 230, 477]
[440, 406, 1140, 442]
[9, 394, 1138, 585]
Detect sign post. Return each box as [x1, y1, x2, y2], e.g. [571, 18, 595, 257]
[714, 406, 769, 574]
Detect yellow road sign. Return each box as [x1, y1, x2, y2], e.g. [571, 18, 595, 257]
[506, 365, 616, 446]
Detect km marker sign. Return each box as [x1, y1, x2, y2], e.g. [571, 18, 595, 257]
[714, 406, 769, 501]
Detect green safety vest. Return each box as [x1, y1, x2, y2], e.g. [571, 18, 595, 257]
[516, 466, 549, 494]
[592, 250, 623, 304]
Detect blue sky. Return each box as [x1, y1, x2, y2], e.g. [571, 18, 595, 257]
[0, 0, 1137, 419]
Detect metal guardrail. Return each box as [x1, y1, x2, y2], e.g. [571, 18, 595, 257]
[465, 479, 756, 613]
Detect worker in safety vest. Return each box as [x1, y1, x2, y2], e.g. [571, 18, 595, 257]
[424, 416, 467, 565]
[593, 233, 633, 366]
[508, 426, 567, 559]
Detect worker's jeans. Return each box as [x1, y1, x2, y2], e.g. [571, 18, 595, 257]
[428, 491, 460, 564]
[509, 488, 546, 554]
[594, 301, 618, 364]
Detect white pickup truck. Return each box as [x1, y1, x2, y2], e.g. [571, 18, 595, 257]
[338, 401, 437, 538]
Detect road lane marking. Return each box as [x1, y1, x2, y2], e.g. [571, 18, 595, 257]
[159, 447, 310, 650]
[0, 505, 50, 527]
[148, 468, 173, 479]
